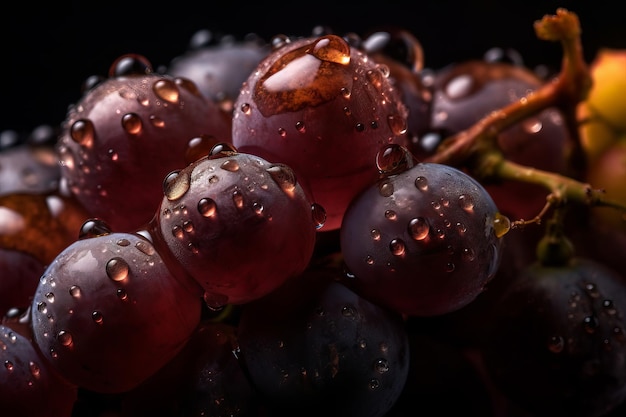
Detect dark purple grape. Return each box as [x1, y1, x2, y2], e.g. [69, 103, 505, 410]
[121, 321, 257, 417]
[167, 31, 269, 107]
[483, 257, 626, 417]
[236, 266, 410, 417]
[340, 145, 505, 316]
[421, 59, 575, 220]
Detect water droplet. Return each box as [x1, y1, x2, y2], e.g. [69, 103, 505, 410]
[311, 203, 327, 230]
[69, 285, 81, 298]
[149, 115, 165, 128]
[387, 114, 407, 136]
[106, 257, 130, 282]
[92, 311, 104, 325]
[389, 238, 406, 256]
[415, 176, 428, 191]
[583, 315, 599, 334]
[603, 299, 617, 315]
[378, 181, 394, 197]
[458, 194, 474, 211]
[70, 119, 95, 147]
[4, 361, 14, 371]
[37, 302, 47, 314]
[152, 78, 180, 103]
[548, 335, 565, 353]
[384, 210, 397, 220]
[212, 145, 239, 162]
[584, 282, 600, 298]
[220, 159, 240, 172]
[408, 217, 429, 240]
[198, 198, 217, 217]
[522, 117, 542, 134]
[376, 144, 415, 176]
[45, 292, 55, 303]
[266, 164, 297, 193]
[278, 127, 287, 137]
[185, 134, 219, 165]
[341, 305, 356, 318]
[163, 170, 190, 201]
[117, 288, 128, 301]
[370, 229, 381, 241]
[121, 113, 143, 135]
[295, 120, 306, 133]
[368, 378, 380, 390]
[493, 212, 511, 238]
[366, 69, 384, 89]
[240, 103, 251, 115]
[232, 190, 244, 209]
[57, 330, 73, 347]
[29, 362, 40, 378]
[135, 240, 155, 256]
[79, 218, 112, 239]
[374, 358, 389, 373]
[310, 35, 351, 65]
[461, 247, 476, 261]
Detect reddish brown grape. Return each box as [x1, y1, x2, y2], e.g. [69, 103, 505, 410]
[232, 33, 410, 231]
[56, 54, 232, 232]
[153, 144, 324, 308]
[0, 324, 78, 417]
[30, 229, 202, 393]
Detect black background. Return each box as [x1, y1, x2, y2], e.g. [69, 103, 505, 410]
[0, 1, 623, 135]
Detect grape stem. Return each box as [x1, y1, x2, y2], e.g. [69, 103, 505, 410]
[424, 8, 626, 220]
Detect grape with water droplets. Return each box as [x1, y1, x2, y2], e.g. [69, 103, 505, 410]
[340, 145, 505, 316]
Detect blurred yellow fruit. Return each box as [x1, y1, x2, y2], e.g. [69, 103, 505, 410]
[585, 48, 626, 132]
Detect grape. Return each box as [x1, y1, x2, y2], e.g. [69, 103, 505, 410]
[482, 257, 626, 417]
[231, 32, 411, 231]
[423, 59, 574, 220]
[237, 266, 410, 417]
[56, 54, 232, 232]
[0, 324, 78, 417]
[153, 143, 324, 308]
[0, 7, 625, 417]
[30, 228, 202, 393]
[340, 145, 504, 316]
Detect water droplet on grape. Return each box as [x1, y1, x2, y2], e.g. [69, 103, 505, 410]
[70, 119, 95, 147]
[121, 113, 143, 135]
[152, 78, 180, 103]
[163, 170, 190, 201]
[106, 257, 130, 282]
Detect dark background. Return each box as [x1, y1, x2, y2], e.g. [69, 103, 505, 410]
[1, 1, 622, 135]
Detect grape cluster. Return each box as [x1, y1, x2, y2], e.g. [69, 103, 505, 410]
[2, 9, 626, 417]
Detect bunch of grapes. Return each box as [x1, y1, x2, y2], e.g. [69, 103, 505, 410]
[2, 7, 626, 417]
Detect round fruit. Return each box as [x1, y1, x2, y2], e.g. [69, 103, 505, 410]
[232, 33, 410, 231]
[30, 230, 202, 393]
[340, 148, 504, 316]
[154, 144, 324, 308]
